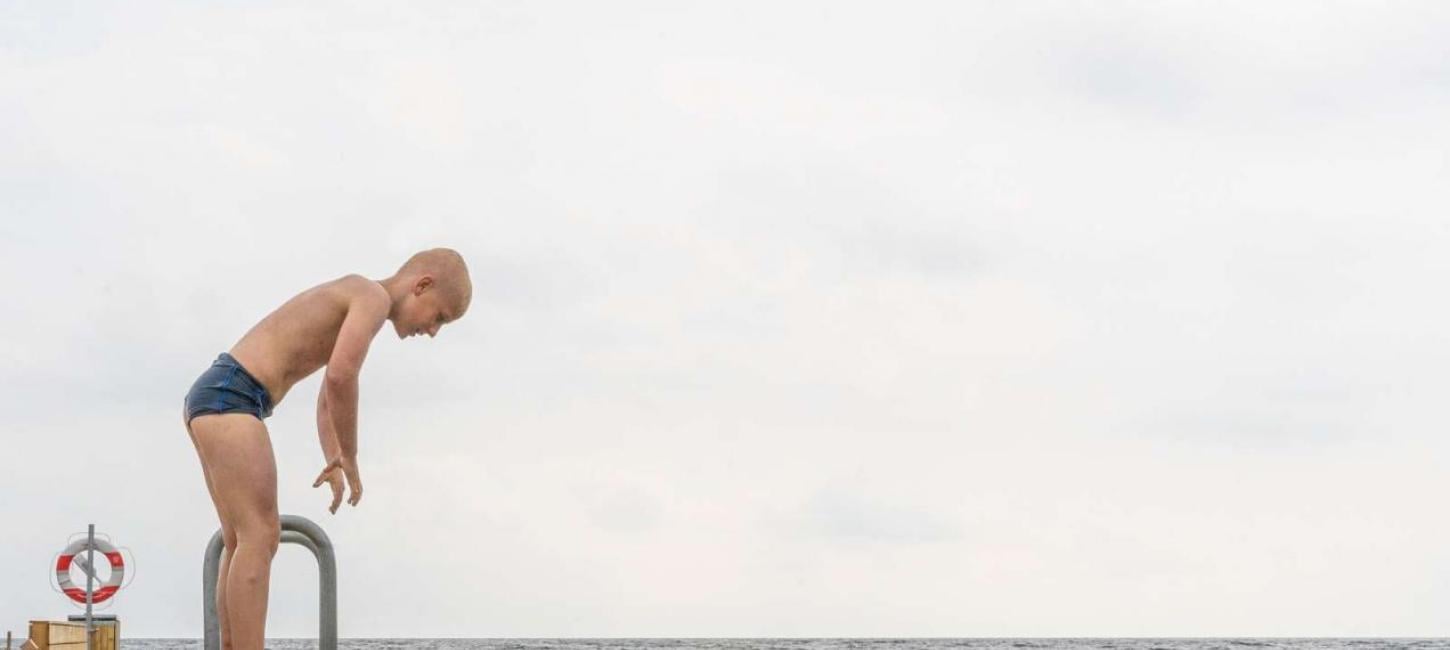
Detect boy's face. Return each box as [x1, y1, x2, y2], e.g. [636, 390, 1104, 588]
[393, 275, 461, 340]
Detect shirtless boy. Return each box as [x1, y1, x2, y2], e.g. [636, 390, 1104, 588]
[183, 248, 471, 650]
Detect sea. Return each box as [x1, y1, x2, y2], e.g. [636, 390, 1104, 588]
[118, 639, 1450, 650]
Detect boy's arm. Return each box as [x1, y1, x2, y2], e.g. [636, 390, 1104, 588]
[314, 387, 346, 512]
[324, 282, 391, 460]
[316, 388, 341, 460]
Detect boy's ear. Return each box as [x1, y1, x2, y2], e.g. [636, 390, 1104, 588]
[414, 275, 434, 294]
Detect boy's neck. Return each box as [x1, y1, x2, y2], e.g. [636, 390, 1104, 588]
[375, 275, 407, 315]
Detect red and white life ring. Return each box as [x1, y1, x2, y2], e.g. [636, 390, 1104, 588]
[55, 538, 125, 604]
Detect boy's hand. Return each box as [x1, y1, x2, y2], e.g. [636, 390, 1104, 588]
[314, 466, 346, 513]
[312, 456, 363, 511]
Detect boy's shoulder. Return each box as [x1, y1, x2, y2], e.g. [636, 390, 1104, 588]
[286, 275, 388, 325]
[328, 274, 390, 307]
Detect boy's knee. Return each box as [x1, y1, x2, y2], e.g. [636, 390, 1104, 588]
[265, 520, 281, 555]
[260, 524, 281, 556]
[237, 519, 281, 555]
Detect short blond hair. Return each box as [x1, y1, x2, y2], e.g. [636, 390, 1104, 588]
[399, 248, 471, 314]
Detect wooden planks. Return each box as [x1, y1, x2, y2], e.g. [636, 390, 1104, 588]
[25, 620, 118, 650]
[28, 620, 83, 647]
[93, 623, 116, 650]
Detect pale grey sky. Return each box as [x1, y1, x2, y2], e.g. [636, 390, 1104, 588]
[3, 0, 1450, 639]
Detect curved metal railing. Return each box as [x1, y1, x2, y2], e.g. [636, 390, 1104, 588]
[202, 514, 337, 650]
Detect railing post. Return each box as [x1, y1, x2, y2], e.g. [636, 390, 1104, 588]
[203, 514, 337, 650]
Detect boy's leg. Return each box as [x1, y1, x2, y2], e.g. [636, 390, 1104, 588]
[218, 547, 235, 650]
[185, 416, 238, 650]
[189, 413, 281, 650]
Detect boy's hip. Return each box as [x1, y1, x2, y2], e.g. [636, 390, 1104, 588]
[182, 352, 276, 424]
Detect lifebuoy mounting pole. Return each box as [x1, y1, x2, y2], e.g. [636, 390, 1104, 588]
[201, 515, 337, 650]
[84, 524, 93, 650]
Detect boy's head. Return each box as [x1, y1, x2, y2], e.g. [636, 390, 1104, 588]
[388, 248, 471, 339]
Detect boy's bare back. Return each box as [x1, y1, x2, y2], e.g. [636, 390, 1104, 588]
[228, 274, 389, 407]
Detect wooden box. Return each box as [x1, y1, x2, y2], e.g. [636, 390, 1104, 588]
[26, 619, 118, 650]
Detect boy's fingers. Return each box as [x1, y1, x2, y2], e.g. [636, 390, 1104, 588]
[345, 470, 362, 497]
[340, 462, 362, 506]
[312, 459, 342, 488]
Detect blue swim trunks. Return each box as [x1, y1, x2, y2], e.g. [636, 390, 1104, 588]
[183, 353, 275, 424]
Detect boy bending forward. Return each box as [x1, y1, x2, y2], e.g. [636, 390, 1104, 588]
[183, 248, 471, 650]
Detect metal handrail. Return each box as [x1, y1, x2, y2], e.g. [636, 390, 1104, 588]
[202, 515, 337, 650]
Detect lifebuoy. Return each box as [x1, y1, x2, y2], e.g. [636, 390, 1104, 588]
[55, 538, 125, 604]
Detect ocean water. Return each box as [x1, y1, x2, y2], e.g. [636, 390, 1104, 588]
[120, 639, 1450, 650]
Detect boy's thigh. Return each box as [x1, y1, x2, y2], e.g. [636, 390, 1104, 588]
[185, 414, 233, 536]
[189, 413, 279, 529]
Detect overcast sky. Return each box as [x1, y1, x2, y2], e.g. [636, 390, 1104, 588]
[3, 0, 1450, 639]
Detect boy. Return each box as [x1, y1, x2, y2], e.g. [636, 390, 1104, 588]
[183, 248, 471, 650]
